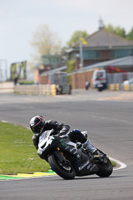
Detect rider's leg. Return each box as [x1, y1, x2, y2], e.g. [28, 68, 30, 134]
[82, 139, 97, 153]
[68, 129, 97, 154]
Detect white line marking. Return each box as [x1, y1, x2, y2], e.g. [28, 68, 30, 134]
[110, 157, 127, 170]
[1, 120, 8, 123]
[0, 175, 57, 182]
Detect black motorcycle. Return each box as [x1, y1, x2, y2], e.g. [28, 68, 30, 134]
[37, 130, 113, 180]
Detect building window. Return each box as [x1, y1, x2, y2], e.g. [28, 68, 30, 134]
[95, 51, 101, 59]
[43, 58, 50, 65]
[69, 52, 75, 60]
[111, 49, 132, 58]
[83, 50, 96, 60]
[51, 57, 57, 65]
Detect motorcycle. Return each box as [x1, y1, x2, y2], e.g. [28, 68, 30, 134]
[37, 130, 113, 180]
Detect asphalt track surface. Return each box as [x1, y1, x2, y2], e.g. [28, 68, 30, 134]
[0, 90, 133, 200]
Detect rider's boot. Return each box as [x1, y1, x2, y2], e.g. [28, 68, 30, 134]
[83, 139, 99, 159]
[83, 139, 97, 153]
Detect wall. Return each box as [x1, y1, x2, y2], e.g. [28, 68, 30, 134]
[0, 82, 14, 93]
[39, 75, 49, 84]
[72, 71, 93, 89]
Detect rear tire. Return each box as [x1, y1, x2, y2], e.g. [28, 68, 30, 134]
[48, 154, 76, 180]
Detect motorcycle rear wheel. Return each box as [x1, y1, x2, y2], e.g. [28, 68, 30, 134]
[48, 154, 76, 180]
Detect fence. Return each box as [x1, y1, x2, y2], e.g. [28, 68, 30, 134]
[107, 72, 133, 84]
[14, 84, 56, 95]
[107, 72, 133, 91]
[0, 82, 14, 93]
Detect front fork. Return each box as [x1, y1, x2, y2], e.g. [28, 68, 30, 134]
[53, 149, 65, 163]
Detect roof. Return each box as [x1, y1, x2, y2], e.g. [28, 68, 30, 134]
[40, 66, 67, 76]
[73, 55, 133, 73]
[73, 29, 133, 48]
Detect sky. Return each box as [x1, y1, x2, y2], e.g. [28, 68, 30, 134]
[0, 0, 133, 77]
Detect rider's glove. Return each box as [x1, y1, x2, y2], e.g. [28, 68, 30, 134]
[59, 125, 70, 136]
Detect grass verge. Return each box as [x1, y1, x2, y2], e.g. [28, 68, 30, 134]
[111, 161, 117, 167]
[0, 121, 50, 175]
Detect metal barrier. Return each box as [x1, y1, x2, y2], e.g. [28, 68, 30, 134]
[14, 84, 56, 95]
[109, 83, 133, 91]
[109, 83, 120, 91]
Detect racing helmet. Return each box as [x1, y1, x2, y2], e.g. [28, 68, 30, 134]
[29, 115, 45, 134]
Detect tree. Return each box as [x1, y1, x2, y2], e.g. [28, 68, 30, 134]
[105, 24, 114, 33]
[30, 25, 62, 62]
[114, 26, 126, 38]
[66, 60, 75, 85]
[105, 24, 126, 38]
[67, 30, 88, 47]
[126, 27, 133, 40]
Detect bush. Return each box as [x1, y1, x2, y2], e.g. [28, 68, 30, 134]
[18, 80, 34, 85]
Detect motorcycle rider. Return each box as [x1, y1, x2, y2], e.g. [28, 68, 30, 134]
[29, 115, 98, 157]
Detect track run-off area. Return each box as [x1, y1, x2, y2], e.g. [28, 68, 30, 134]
[0, 90, 133, 200]
[0, 157, 127, 181]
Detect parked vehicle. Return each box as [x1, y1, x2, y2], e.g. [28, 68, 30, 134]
[92, 69, 107, 91]
[37, 130, 113, 180]
[122, 78, 133, 85]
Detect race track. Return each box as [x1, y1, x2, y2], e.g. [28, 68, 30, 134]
[0, 91, 133, 200]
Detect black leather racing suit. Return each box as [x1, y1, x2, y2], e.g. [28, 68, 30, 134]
[32, 120, 70, 150]
[32, 120, 87, 150]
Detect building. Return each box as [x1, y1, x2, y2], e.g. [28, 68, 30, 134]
[34, 28, 133, 87]
[67, 28, 133, 70]
[34, 55, 64, 83]
[41, 55, 63, 70]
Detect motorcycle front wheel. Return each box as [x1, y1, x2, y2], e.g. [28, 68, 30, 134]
[96, 156, 113, 177]
[48, 154, 76, 180]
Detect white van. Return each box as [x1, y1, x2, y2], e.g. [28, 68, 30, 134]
[92, 69, 107, 90]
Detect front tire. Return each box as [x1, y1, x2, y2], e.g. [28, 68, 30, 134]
[96, 156, 113, 177]
[48, 154, 76, 180]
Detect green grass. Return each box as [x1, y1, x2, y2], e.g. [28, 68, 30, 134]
[111, 161, 116, 167]
[0, 121, 50, 175]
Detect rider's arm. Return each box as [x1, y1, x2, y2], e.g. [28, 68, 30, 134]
[46, 120, 70, 136]
[58, 123, 70, 136]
